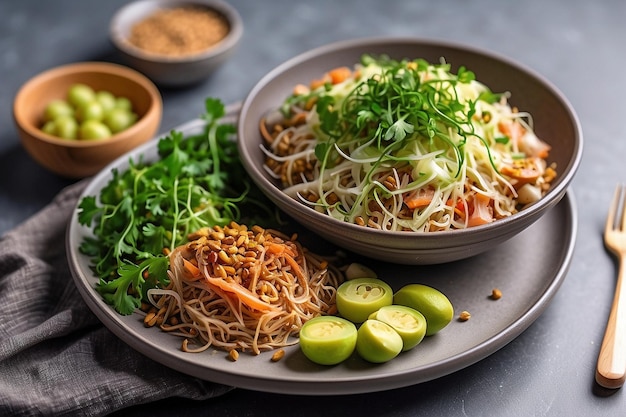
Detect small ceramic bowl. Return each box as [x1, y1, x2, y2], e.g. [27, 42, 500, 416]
[237, 38, 583, 265]
[109, 0, 243, 87]
[13, 61, 162, 178]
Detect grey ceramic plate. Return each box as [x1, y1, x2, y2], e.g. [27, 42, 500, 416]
[67, 115, 577, 395]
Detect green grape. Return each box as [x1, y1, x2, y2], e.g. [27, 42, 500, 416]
[43, 99, 73, 122]
[42, 120, 57, 135]
[54, 115, 79, 139]
[41, 84, 138, 140]
[114, 96, 133, 111]
[76, 101, 105, 122]
[104, 108, 137, 133]
[96, 90, 117, 113]
[68, 83, 96, 108]
[79, 120, 112, 140]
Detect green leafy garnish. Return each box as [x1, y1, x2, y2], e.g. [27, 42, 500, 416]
[275, 54, 518, 227]
[294, 56, 478, 179]
[289, 55, 504, 175]
[96, 257, 170, 315]
[78, 98, 273, 315]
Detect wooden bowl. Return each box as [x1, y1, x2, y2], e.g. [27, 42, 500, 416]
[13, 61, 162, 178]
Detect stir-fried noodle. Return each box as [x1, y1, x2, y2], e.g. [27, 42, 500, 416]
[144, 222, 343, 355]
[261, 55, 557, 232]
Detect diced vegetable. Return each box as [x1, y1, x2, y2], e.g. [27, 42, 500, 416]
[393, 284, 454, 336]
[368, 305, 427, 351]
[356, 319, 403, 363]
[336, 278, 394, 323]
[299, 316, 358, 365]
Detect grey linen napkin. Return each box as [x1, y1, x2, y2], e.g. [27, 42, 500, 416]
[0, 180, 233, 417]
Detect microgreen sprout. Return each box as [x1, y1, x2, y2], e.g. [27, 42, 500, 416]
[264, 54, 553, 232]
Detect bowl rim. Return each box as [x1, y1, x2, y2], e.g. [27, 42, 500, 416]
[13, 61, 162, 149]
[238, 36, 584, 241]
[109, 0, 244, 64]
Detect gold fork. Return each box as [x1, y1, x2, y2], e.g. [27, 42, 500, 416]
[597, 184, 626, 389]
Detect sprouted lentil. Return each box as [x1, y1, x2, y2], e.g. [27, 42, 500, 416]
[458, 311, 471, 321]
[271, 349, 285, 362]
[490, 288, 502, 300]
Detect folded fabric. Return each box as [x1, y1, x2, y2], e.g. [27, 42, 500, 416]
[0, 180, 232, 417]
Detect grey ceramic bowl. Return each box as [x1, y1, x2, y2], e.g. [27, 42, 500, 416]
[109, 0, 243, 87]
[238, 38, 583, 265]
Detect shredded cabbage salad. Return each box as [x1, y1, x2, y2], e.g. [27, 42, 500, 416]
[260, 54, 556, 232]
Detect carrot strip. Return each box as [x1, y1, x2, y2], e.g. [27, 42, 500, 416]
[283, 253, 306, 283]
[404, 188, 435, 209]
[182, 258, 201, 278]
[267, 242, 296, 257]
[267, 243, 285, 255]
[447, 198, 466, 219]
[205, 276, 278, 312]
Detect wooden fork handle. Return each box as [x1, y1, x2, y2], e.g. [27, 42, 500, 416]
[596, 255, 626, 389]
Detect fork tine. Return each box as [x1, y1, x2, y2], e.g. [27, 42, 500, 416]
[606, 185, 620, 234]
[619, 185, 626, 232]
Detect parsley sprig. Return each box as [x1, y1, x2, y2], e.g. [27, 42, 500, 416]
[78, 98, 271, 315]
